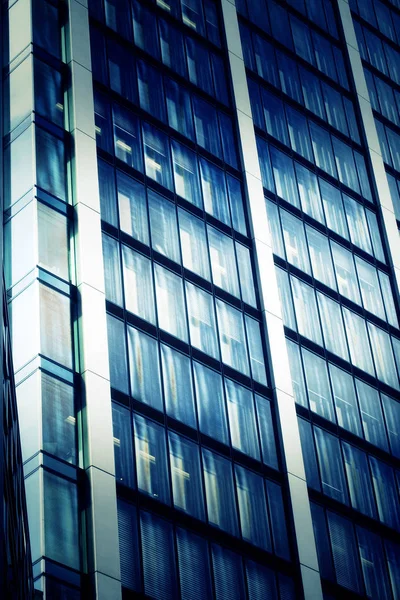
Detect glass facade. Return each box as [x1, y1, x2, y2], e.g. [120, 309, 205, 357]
[2, 0, 400, 599]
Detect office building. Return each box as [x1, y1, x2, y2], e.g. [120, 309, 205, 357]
[2, 0, 400, 598]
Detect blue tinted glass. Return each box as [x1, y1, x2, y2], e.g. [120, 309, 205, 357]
[161, 344, 196, 428]
[128, 327, 162, 410]
[194, 362, 228, 444]
[235, 465, 271, 550]
[169, 431, 205, 520]
[203, 449, 239, 535]
[134, 415, 170, 504]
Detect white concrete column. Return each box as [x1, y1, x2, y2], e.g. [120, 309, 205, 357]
[65, 1, 121, 597]
[221, 2, 323, 599]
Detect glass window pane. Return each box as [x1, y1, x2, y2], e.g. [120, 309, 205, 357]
[270, 146, 300, 207]
[329, 364, 362, 437]
[208, 226, 239, 297]
[255, 394, 278, 469]
[331, 242, 361, 304]
[290, 277, 323, 345]
[107, 314, 128, 393]
[342, 443, 376, 518]
[128, 327, 163, 411]
[236, 243, 257, 307]
[161, 344, 196, 428]
[302, 348, 335, 422]
[235, 465, 271, 550]
[140, 512, 177, 600]
[98, 159, 118, 227]
[343, 309, 374, 375]
[216, 300, 249, 375]
[194, 362, 228, 444]
[113, 104, 142, 171]
[148, 190, 180, 263]
[178, 208, 210, 280]
[306, 226, 335, 289]
[298, 418, 320, 490]
[134, 414, 170, 504]
[275, 267, 296, 329]
[34, 59, 63, 127]
[39, 285, 72, 368]
[280, 210, 311, 274]
[314, 427, 348, 504]
[382, 393, 400, 458]
[169, 431, 205, 520]
[202, 448, 238, 535]
[176, 528, 213, 600]
[309, 122, 336, 177]
[245, 315, 268, 385]
[295, 162, 324, 223]
[265, 480, 290, 559]
[42, 374, 76, 465]
[171, 141, 202, 207]
[38, 203, 68, 281]
[117, 501, 140, 591]
[112, 402, 134, 488]
[117, 172, 149, 244]
[343, 195, 372, 255]
[317, 293, 349, 361]
[370, 456, 400, 531]
[357, 527, 392, 600]
[155, 265, 188, 342]
[225, 379, 260, 460]
[368, 322, 399, 389]
[319, 179, 348, 239]
[355, 257, 385, 319]
[356, 379, 389, 451]
[43, 472, 79, 570]
[200, 159, 230, 225]
[212, 544, 246, 600]
[142, 122, 172, 190]
[286, 339, 307, 407]
[165, 78, 194, 140]
[186, 282, 219, 359]
[193, 97, 221, 158]
[102, 234, 123, 306]
[122, 246, 155, 324]
[327, 511, 363, 593]
[36, 128, 65, 201]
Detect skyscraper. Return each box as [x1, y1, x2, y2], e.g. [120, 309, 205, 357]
[3, 0, 400, 598]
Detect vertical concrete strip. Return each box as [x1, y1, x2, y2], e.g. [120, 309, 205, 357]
[221, 2, 323, 598]
[66, 1, 121, 597]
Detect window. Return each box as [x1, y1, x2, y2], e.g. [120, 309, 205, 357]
[194, 362, 228, 444]
[161, 344, 196, 427]
[123, 246, 155, 324]
[186, 282, 219, 359]
[134, 414, 170, 504]
[225, 379, 260, 460]
[169, 431, 205, 520]
[112, 403, 134, 487]
[216, 300, 249, 375]
[235, 465, 271, 550]
[128, 327, 163, 411]
[202, 448, 238, 535]
[155, 265, 188, 341]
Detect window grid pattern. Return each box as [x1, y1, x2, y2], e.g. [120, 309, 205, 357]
[311, 500, 400, 598]
[287, 337, 400, 458]
[299, 418, 400, 531]
[117, 500, 297, 598]
[113, 407, 289, 555]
